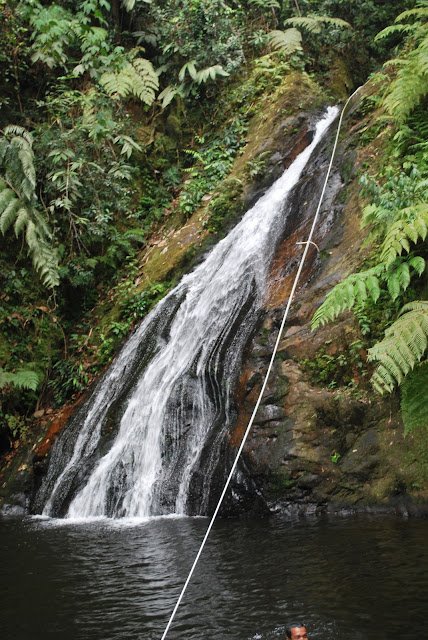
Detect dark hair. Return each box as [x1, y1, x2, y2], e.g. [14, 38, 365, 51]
[285, 623, 306, 639]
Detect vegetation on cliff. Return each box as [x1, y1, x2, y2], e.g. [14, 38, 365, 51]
[0, 0, 421, 459]
[312, 2, 428, 433]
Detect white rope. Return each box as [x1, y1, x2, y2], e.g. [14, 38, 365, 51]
[159, 87, 361, 640]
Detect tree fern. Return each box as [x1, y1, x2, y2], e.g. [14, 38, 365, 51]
[401, 361, 428, 432]
[368, 301, 428, 393]
[0, 126, 59, 288]
[267, 28, 303, 54]
[283, 15, 351, 34]
[99, 57, 158, 105]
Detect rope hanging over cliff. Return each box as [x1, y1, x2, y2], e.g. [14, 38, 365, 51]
[159, 86, 362, 640]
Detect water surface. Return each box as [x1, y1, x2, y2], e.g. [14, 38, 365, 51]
[1, 514, 428, 640]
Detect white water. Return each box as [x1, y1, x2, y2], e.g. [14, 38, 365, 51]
[42, 107, 338, 519]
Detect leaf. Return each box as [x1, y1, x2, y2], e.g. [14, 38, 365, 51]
[179, 60, 198, 82]
[267, 28, 303, 53]
[0, 128, 59, 288]
[158, 85, 181, 108]
[369, 301, 428, 393]
[284, 15, 351, 34]
[99, 57, 158, 105]
[311, 267, 383, 329]
[401, 361, 428, 433]
[195, 64, 229, 84]
[0, 367, 41, 391]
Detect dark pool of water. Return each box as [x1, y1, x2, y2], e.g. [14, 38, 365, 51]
[1, 513, 428, 640]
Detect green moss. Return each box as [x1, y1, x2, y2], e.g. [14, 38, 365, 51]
[266, 471, 296, 498]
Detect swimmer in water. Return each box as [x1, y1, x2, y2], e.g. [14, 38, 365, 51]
[285, 622, 308, 639]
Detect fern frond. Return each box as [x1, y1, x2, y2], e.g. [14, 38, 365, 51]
[0, 128, 59, 288]
[369, 301, 428, 393]
[284, 15, 351, 34]
[268, 28, 303, 53]
[379, 204, 428, 265]
[248, 0, 280, 9]
[0, 193, 20, 233]
[100, 58, 158, 105]
[383, 34, 428, 122]
[401, 361, 428, 433]
[395, 5, 428, 24]
[0, 367, 41, 391]
[311, 266, 382, 329]
[374, 24, 414, 41]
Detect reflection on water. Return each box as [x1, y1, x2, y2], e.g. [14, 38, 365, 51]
[1, 514, 428, 640]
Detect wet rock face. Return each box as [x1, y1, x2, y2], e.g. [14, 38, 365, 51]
[234, 129, 428, 517]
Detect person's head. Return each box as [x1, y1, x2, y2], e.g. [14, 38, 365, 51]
[285, 623, 308, 640]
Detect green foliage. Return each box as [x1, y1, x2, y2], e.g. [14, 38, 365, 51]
[48, 360, 89, 407]
[283, 14, 351, 34]
[312, 267, 382, 329]
[368, 301, 428, 394]
[401, 361, 428, 433]
[149, 0, 244, 101]
[205, 177, 244, 233]
[268, 28, 303, 54]
[178, 119, 248, 218]
[0, 411, 30, 442]
[20, 1, 158, 106]
[0, 125, 59, 288]
[0, 367, 41, 391]
[379, 206, 428, 266]
[301, 340, 366, 389]
[99, 56, 159, 105]
[376, 1, 428, 122]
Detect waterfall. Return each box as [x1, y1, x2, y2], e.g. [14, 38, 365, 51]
[37, 107, 338, 519]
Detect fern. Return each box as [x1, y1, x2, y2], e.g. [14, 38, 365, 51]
[99, 57, 158, 105]
[268, 28, 303, 54]
[375, 2, 428, 122]
[113, 135, 143, 159]
[283, 15, 351, 34]
[394, 3, 428, 24]
[401, 361, 428, 433]
[248, 0, 280, 9]
[312, 255, 426, 328]
[379, 204, 428, 265]
[312, 266, 382, 329]
[383, 40, 428, 122]
[0, 367, 41, 391]
[368, 301, 428, 393]
[0, 126, 59, 288]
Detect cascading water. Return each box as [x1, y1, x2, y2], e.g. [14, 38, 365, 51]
[35, 107, 338, 519]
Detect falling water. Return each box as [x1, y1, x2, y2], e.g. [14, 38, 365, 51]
[39, 107, 338, 519]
